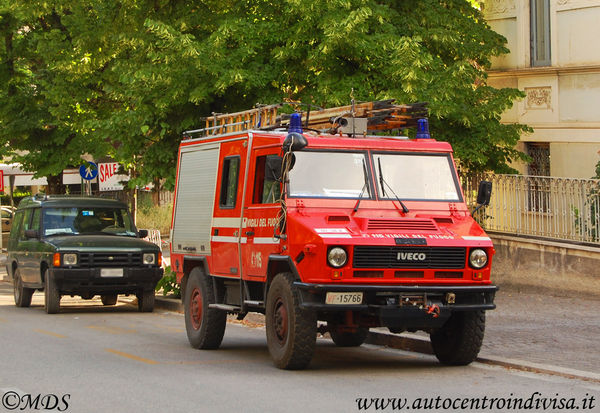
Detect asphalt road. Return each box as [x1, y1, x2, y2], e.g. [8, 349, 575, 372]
[0, 283, 598, 413]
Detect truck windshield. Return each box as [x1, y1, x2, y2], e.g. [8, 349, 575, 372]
[288, 151, 370, 199]
[42, 207, 137, 237]
[372, 153, 461, 201]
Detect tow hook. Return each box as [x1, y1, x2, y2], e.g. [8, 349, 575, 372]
[425, 303, 440, 318]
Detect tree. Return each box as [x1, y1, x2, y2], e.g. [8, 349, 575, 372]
[0, 0, 529, 198]
[0, 1, 112, 193]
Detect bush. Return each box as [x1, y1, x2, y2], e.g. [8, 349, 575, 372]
[155, 266, 181, 298]
[136, 202, 172, 235]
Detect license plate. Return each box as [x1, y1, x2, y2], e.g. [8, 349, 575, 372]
[325, 292, 363, 305]
[100, 268, 124, 278]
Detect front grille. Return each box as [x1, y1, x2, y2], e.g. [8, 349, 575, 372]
[367, 219, 437, 231]
[78, 253, 142, 268]
[353, 246, 466, 269]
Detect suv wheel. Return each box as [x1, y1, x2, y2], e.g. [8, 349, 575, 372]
[44, 269, 61, 314]
[101, 294, 118, 306]
[13, 269, 34, 308]
[137, 290, 155, 312]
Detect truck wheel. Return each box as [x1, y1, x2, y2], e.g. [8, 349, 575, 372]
[13, 269, 34, 308]
[44, 269, 61, 314]
[137, 290, 155, 312]
[101, 294, 118, 306]
[329, 323, 369, 347]
[266, 273, 316, 369]
[430, 310, 485, 365]
[184, 268, 226, 349]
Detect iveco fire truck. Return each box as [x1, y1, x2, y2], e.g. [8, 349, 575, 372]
[170, 101, 497, 369]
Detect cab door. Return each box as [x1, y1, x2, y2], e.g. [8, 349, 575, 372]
[240, 148, 284, 281]
[210, 138, 248, 277]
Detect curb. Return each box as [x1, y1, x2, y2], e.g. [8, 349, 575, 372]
[153, 296, 600, 383]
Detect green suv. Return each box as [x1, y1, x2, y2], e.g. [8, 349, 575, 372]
[6, 195, 163, 313]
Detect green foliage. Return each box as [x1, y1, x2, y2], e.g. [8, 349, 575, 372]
[155, 266, 180, 298]
[0, 0, 529, 189]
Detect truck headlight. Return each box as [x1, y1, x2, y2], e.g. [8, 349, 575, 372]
[327, 247, 347, 268]
[63, 253, 78, 266]
[469, 249, 488, 269]
[143, 253, 156, 265]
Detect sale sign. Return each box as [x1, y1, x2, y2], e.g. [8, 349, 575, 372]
[98, 162, 128, 191]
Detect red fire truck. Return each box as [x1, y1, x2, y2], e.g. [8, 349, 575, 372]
[170, 101, 497, 369]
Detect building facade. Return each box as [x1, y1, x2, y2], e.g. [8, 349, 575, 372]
[484, 0, 600, 179]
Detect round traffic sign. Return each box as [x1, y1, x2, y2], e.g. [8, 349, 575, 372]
[79, 162, 98, 180]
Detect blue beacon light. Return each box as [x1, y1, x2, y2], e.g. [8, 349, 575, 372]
[289, 113, 303, 134]
[416, 118, 431, 139]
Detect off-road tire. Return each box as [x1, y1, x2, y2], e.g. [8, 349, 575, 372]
[329, 324, 369, 347]
[430, 310, 485, 365]
[13, 269, 34, 308]
[101, 294, 118, 306]
[44, 269, 61, 314]
[266, 273, 316, 370]
[137, 290, 155, 312]
[184, 268, 226, 349]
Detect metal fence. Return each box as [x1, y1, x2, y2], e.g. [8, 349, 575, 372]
[463, 174, 600, 245]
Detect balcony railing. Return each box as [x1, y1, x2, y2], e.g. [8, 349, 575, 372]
[463, 174, 600, 245]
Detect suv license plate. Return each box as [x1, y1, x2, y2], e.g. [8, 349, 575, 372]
[101, 268, 124, 278]
[325, 292, 363, 305]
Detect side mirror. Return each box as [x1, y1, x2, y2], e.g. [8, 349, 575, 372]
[24, 229, 39, 239]
[138, 229, 149, 238]
[476, 181, 492, 206]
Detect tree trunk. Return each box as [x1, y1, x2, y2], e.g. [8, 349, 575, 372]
[46, 174, 65, 194]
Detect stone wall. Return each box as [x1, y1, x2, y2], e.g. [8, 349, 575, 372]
[489, 232, 600, 297]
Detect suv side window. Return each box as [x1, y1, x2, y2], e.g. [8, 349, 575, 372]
[31, 208, 41, 232]
[18, 209, 33, 241]
[10, 210, 25, 241]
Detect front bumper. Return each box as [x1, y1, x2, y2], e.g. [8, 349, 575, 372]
[294, 282, 497, 330]
[50, 267, 164, 295]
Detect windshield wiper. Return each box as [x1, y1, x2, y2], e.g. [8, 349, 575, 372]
[353, 159, 370, 213]
[377, 158, 410, 214]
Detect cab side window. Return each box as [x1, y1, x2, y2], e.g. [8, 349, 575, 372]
[252, 155, 282, 204]
[219, 156, 241, 209]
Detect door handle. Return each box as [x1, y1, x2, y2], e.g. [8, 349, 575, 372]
[245, 231, 255, 237]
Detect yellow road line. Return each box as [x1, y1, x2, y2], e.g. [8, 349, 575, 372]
[87, 325, 137, 335]
[34, 329, 66, 338]
[105, 349, 159, 365]
[163, 359, 250, 366]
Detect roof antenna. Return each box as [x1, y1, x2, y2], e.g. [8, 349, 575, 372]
[350, 88, 356, 138]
